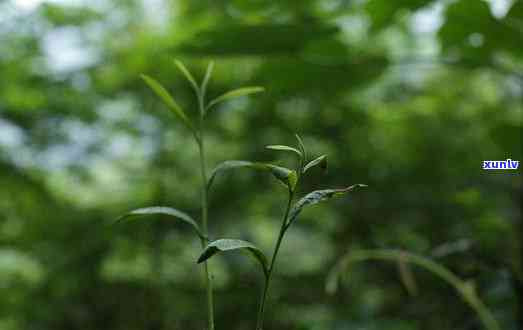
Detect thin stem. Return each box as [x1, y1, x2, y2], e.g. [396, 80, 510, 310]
[344, 250, 500, 330]
[197, 91, 214, 330]
[256, 188, 294, 330]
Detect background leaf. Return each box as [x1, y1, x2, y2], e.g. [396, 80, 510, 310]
[397, 252, 418, 296]
[329, 250, 501, 330]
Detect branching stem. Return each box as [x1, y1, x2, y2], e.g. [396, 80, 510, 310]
[340, 250, 500, 330]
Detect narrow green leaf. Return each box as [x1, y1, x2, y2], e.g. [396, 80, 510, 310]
[287, 184, 367, 226]
[173, 59, 199, 93]
[207, 86, 264, 111]
[197, 239, 269, 277]
[116, 206, 203, 239]
[207, 160, 269, 191]
[266, 145, 302, 157]
[303, 154, 328, 173]
[294, 133, 307, 159]
[140, 74, 194, 131]
[201, 61, 214, 98]
[207, 161, 296, 192]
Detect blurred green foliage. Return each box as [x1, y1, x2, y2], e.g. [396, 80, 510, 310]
[0, 0, 521, 329]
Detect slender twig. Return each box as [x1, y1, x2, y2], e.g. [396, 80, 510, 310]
[336, 249, 500, 330]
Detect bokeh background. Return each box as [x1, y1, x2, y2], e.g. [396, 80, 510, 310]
[0, 0, 522, 329]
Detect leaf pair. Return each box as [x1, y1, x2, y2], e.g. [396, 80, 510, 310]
[142, 59, 264, 128]
[117, 207, 269, 278]
[266, 135, 327, 174]
[174, 59, 265, 112]
[196, 183, 367, 279]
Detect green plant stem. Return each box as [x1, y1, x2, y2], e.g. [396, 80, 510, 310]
[197, 93, 214, 330]
[256, 189, 294, 330]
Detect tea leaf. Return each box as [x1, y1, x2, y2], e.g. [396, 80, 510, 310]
[197, 239, 269, 277]
[174, 59, 199, 93]
[141, 75, 194, 131]
[294, 133, 307, 159]
[303, 155, 327, 173]
[207, 161, 297, 192]
[207, 86, 264, 111]
[267, 165, 298, 191]
[266, 145, 302, 157]
[116, 206, 203, 239]
[201, 61, 214, 98]
[287, 184, 367, 226]
[207, 160, 268, 191]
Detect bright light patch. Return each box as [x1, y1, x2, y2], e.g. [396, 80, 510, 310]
[486, 0, 513, 19]
[411, 2, 444, 34]
[13, 0, 45, 11]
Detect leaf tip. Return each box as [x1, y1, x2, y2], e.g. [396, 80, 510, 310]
[113, 212, 133, 225]
[345, 183, 368, 192]
[112, 216, 125, 226]
[196, 254, 207, 264]
[173, 58, 183, 68]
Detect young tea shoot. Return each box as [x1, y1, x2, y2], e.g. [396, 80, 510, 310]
[111, 61, 500, 330]
[116, 60, 264, 330]
[197, 135, 366, 330]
